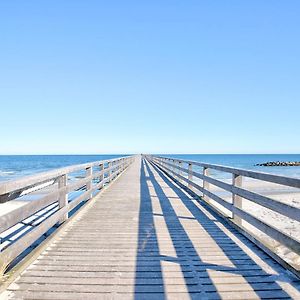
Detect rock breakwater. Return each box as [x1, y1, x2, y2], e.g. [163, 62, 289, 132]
[256, 161, 300, 166]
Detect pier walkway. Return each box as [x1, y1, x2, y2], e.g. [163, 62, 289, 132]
[1, 156, 300, 299]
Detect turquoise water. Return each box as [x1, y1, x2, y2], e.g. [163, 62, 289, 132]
[0, 154, 300, 182]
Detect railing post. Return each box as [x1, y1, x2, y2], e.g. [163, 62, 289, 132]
[178, 161, 182, 182]
[188, 163, 193, 188]
[170, 159, 173, 173]
[58, 174, 68, 223]
[115, 160, 119, 177]
[232, 174, 243, 226]
[203, 167, 210, 202]
[112, 161, 115, 179]
[174, 160, 178, 179]
[108, 161, 112, 182]
[115, 160, 119, 176]
[86, 166, 93, 200]
[114, 160, 117, 178]
[121, 158, 124, 172]
[173, 160, 176, 176]
[99, 163, 104, 188]
[118, 159, 121, 173]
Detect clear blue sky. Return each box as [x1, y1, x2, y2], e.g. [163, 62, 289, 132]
[1, 1, 299, 154]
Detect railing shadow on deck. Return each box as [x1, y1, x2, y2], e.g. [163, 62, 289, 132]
[134, 158, 296, 299]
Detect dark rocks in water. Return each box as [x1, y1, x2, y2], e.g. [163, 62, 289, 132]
[255, 161, 300, 167]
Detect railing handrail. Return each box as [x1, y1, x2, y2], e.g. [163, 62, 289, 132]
[154, 155, 300, 188]
[0, 155, 134, 275]
[147, 155, 300, 276]
[0, 156, 131, 197]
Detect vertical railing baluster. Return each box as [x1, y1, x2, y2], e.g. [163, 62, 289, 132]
[178, 161, 182, 182]
[203, 167, 210, 202]
[86, 166, 92, 200]
[116, 160, 119, 177]
[173, 160, 176, 176]
[108, 161, 112, 182]
[100, 163, 104, 188]
[121, 158, 125, 172]
[188, 163, 193, 188]
[115, 160, 118, 178]
[174, 160, 178, 179]
[114, 160, 117, 176]
[232, 174, 243, 226]
[112, 161, 116, 179]
[58, 174, 68, 223]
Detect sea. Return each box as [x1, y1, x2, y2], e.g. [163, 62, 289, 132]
[1, 154, 300, 183]
[0, 155, 125, 182]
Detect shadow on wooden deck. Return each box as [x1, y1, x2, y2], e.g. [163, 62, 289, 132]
[134, 158, 298, 299]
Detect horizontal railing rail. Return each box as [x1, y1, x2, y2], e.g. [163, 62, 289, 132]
[146, 155, 300, 274]
[0, 156, 134, 275]
[0, 158, 133, 202]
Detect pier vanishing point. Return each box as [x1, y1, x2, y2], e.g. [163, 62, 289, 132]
[0, 155, 300, 299]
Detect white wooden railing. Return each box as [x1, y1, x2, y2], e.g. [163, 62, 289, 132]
[146, 155, 300, 274]
[0, 156, 134, 275]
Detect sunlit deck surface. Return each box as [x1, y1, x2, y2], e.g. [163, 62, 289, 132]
[2, 156, 300, 299]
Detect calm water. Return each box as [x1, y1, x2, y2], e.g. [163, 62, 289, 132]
[0, 154, 300, 182]
[0, 155, 127, 182]
[160, 154, 300, 179]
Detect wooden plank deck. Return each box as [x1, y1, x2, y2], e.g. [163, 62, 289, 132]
[1, 156, 300, 299]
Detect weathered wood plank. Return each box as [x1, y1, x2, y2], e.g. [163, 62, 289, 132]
[0, 156, 133, 276]
[2, 291, 196, 300]
[1, 156, 299, 300]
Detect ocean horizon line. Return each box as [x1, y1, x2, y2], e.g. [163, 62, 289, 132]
[1, 152, 300, 156]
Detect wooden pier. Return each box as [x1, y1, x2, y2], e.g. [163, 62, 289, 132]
[0, 155, 300, 299]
